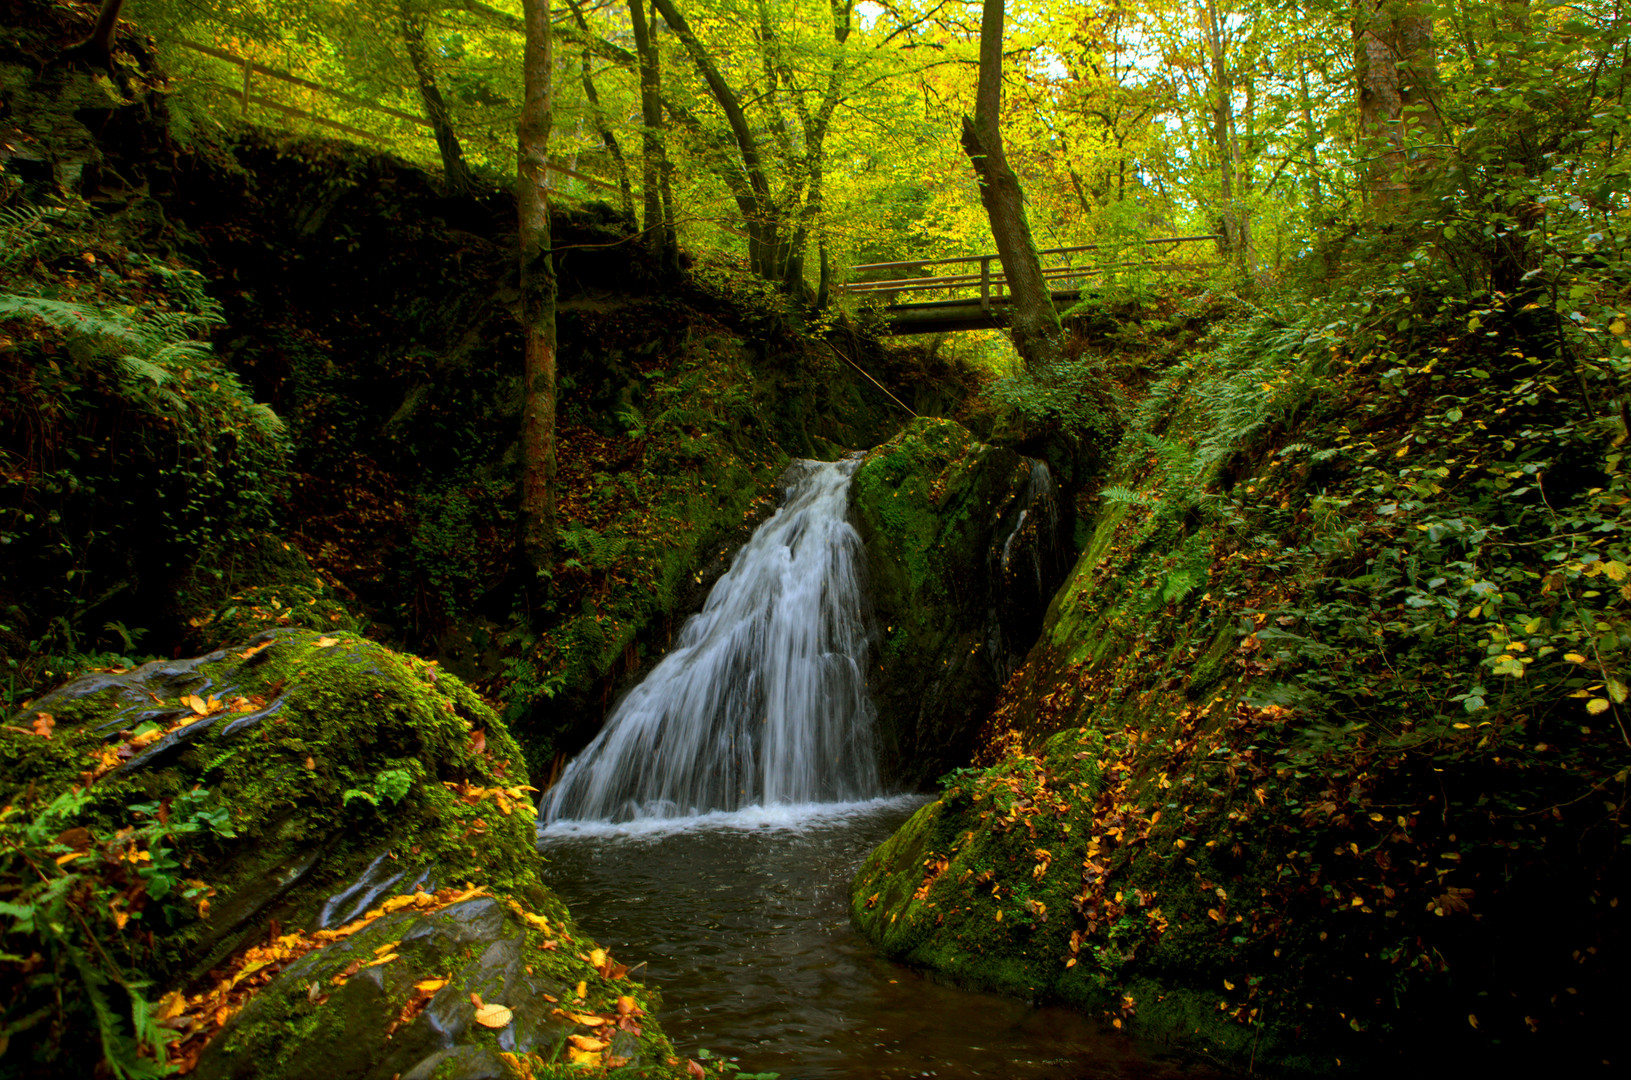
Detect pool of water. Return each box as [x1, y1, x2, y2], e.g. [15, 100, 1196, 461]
[537, 796, 1215, 1079]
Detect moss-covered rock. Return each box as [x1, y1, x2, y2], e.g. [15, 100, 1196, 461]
[853, 418, 1073, 787]
[0, 629, 681, 1078]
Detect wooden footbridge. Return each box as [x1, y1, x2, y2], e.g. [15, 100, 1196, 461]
[836, 235, 1219, 335]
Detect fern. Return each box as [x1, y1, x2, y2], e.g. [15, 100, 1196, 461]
[560, 525, 631, 569]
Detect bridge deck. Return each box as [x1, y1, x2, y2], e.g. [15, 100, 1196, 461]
[836, 236, 1219, 335]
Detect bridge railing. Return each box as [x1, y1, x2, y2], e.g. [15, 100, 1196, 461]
[837, 235, 1221, 311]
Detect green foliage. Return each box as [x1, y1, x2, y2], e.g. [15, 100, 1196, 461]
[341, 766, 416, 808]
[987, 354, 1125, 444]
[0, 787, 237, 1077]
[0, 200, 290, 702]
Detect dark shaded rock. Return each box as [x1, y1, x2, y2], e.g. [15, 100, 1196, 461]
[193, 898, 581, 1080]
[853, 418, 1073, 787]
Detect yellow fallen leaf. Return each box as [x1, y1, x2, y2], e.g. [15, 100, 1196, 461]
[366, 953, 399, 967]
[566, 1047, 601, 1066]
[55, 851, 85, 866]
[1588, 698, 1611, 715]
[315, 636, 340, 647]
[568, 1035, 609, 1052]
[155, 991, 186, 1021]
[185, 694, 208, 716]
[414, 978, 448, 993]
[373, 940, 401, 956]
[589, 948, 607, 969]
[473, 1002, 513, 1028]
[575, 980, 587, 1000]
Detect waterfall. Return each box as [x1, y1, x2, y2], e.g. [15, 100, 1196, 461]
[542, 458, 881, 824]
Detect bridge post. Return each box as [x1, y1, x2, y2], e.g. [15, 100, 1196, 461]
[980, 257, 991, 313]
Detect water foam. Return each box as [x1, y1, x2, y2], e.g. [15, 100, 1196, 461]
[541, 457, 882, 826]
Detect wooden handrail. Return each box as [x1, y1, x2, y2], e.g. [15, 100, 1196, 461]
[176, 39, 432, 127]
[847, 235, 1221, 275]
[839, 260, 1207, 295]
[174, 36, 628, 201]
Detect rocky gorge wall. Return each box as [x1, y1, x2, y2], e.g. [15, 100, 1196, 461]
[849, 296, 1631, 1074]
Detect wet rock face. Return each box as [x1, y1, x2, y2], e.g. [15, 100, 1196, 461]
[193, 899, 575, 1080]
[852, 419, 1074, 788]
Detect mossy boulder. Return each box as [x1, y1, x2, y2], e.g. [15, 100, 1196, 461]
[852, 417, 1073, 787]
[0, 629, 681, 1078]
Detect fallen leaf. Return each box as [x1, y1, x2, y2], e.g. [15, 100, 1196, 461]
[414, 979, 448, 994]
[473, 1002, 513, 1029]
[687, 1060, 706, 1079]
[589, 948, 607, 969]
[575, 980, 587, 1000]
[568, 1047, 603, 1066]
[304, 756, 317, 771]
[568, 1035, 609, 1052]
[366, 953, 399, 967]
[31, 713, 54, 738]
[564, 1011, 608, 1027]
[470, 728, 487, 755]
[315, 636, 340, 647]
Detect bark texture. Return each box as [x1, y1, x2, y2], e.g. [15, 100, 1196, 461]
[959, 0, 1063, 370]
[519, 0, 557, 573]
[401, 3, 475, 197]
[1355, 0, 1441, 204]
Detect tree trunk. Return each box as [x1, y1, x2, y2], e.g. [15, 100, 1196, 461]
[567, 0, 634, 222]
[1354, 0, 1441, 205]
[959, 0, 1063, 370]
[653, 0, 787, 283]
[1201, 0, 1249, 266]
[63, 0, 125, 71]
[519, 0, 557, 574]
[631, 0, 680, 271]
[401, 3, 475, 197]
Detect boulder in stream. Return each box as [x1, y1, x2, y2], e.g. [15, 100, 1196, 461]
[852, 418, 1073, 788]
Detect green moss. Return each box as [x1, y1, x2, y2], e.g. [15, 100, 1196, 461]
[2, 629, 686, 1077]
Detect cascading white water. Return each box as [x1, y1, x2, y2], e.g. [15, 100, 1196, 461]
[542, 457, 881, 824]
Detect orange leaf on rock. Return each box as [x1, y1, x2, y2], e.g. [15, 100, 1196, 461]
[568, 1035, 609, 1052]
[473, 1002, 513, 1029]
[315, 636, 340, 647]
[32, 712, 54, 738]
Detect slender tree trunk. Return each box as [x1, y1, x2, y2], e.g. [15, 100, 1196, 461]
[1202, 0, 1249, 265]
[960, 0, 1062, 370]
[567, 0, 634, 222]
[401, 3, 475, 197]
[1296, 47, 1324, 209]
[627, 0, 667, 261]
[653, 0, 785, 283]
[519, 0, 557, 573]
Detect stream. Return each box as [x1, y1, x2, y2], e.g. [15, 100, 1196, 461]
[539, 800, 1212, 1080]
[537, 458, 1216, 1078]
